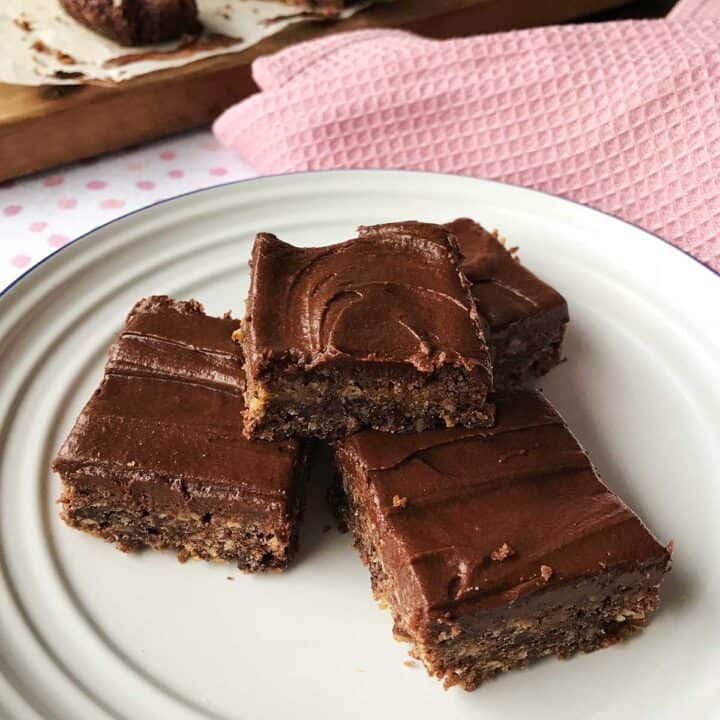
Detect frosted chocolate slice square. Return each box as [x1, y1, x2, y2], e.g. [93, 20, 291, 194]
[53, 296, 307, 571]
[241, 222, 494, 440]
[446, 218, 568, 389]
[334, 391, 671, 689]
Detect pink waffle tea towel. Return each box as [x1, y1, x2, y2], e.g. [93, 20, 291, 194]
[214, 1, 720, 270]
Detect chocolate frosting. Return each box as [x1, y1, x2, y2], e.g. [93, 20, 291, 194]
[54, 296, 301, 517]
[335, 391, 670, 619]
[107, 296, 243, 392]
[444, 217, 568, 331]
[245, 224, 491, 378]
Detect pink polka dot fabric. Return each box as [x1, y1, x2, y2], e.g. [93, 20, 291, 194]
[214, 15, 720, 273]
[0, 131, 256, 291]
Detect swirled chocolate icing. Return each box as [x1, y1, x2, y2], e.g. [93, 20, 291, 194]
[244, 224, 491, 378]
[334, 392, 670, 620]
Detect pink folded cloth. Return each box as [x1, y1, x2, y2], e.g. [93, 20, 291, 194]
[214, 4, 720, 271]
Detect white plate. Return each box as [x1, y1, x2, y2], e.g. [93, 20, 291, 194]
[1, 170, 719, 720]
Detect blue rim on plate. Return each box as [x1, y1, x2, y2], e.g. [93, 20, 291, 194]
[2, 169, 717, 302]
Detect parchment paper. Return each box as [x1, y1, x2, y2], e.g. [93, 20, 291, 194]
[1, 0, 369, 85]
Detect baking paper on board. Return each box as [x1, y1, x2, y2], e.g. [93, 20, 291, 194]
[0, 0, 370, 85]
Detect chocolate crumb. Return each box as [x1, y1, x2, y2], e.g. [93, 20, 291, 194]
[392, 494, 408, 509]
[227, 576, 234, 581]
[51, 70, 85, 81]
[491, 228, 510, 247]
[55, 49, 76, 65]
[540, 565, 553, 582]
[491, 543, 514, 562]
[32, 40, 50, 54]
[14, 16, 33, 32]
[177, 548, 190, 563]
[403, 660, 417, 668]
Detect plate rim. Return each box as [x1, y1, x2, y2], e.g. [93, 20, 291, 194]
[2, 169, 718, 304]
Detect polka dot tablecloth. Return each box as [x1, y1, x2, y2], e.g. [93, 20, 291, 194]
[0, 129, 257, 292]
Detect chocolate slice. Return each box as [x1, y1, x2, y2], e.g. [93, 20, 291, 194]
[241, 222, 494, 440]
[52, 296, 307, 571]
[446, 217, 568, 389]
[59, 0, 201, 46]
[334, 390, 671, 689]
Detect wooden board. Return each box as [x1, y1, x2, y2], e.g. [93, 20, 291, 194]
[0, 0, 631, 182]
